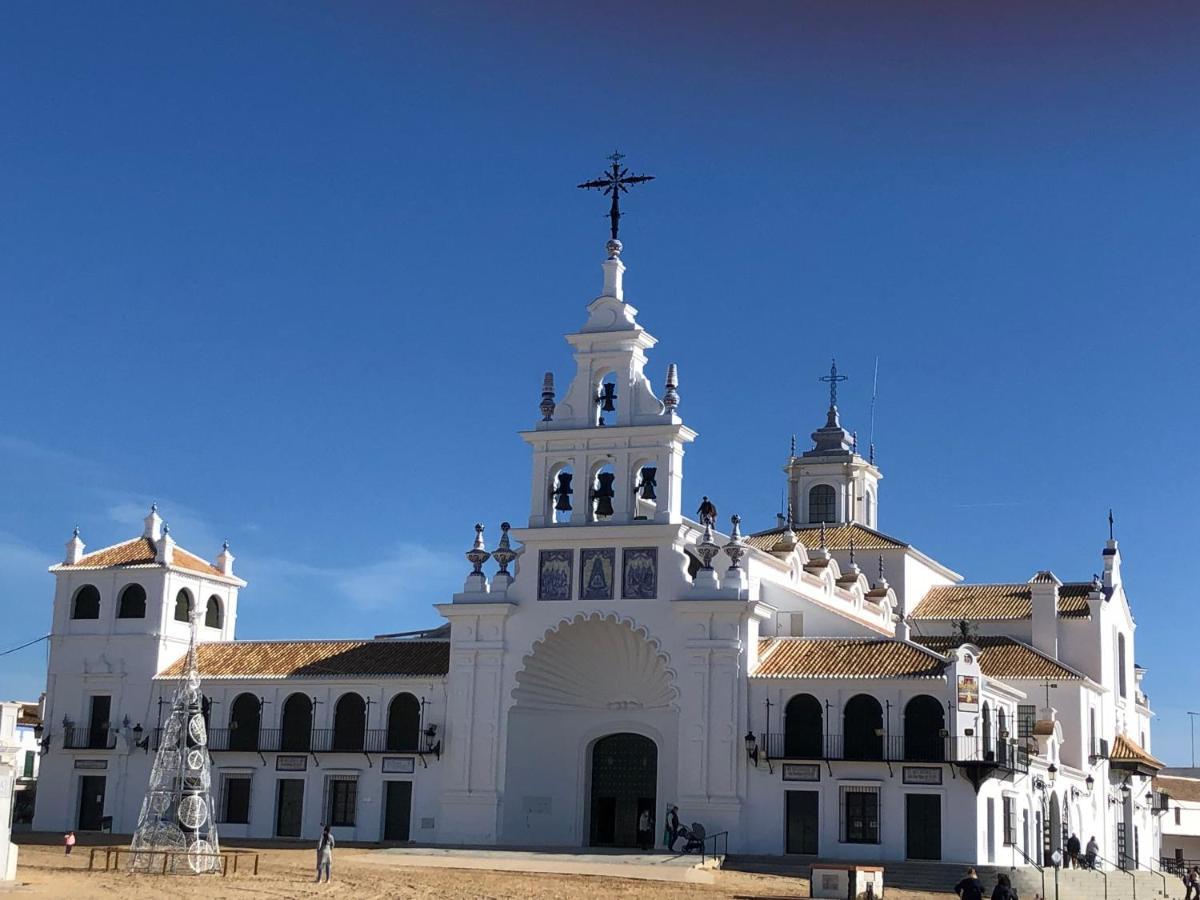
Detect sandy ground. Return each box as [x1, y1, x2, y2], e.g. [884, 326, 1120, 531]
[4, 835, 954, 899]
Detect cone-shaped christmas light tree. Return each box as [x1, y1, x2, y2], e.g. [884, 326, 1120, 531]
[130, 606, 220, 873]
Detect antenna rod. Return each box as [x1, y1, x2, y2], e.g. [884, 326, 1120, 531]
[869, 357, 879, 463]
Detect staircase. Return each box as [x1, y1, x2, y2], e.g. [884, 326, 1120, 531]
[724, 856, 1185, 899]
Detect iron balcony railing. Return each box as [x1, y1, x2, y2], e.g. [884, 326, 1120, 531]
[757, 732, 1029, 772]
[63, 725, 117, 750]
[154, 726, 424, 755]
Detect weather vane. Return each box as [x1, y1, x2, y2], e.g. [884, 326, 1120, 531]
[819, 358, 848, 409]
[578, 152, 655, 248]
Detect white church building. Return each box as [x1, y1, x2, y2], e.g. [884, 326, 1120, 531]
[30, 233, 1168, 869]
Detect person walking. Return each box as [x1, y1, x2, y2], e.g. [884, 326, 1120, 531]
[991, 872, 1018, 900]
[955, 866, 984, 900]
[1085, 835, 1099, 870]
[1185, 865, 1200, 900]
[315, 824, 334, 883]
[63, 831, 76, 855]
[1067, 832, 1081, 869]
[637, 808, 653, 851]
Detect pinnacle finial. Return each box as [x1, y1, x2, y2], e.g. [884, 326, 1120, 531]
[664, 364, 679, 412]
[877, 554, 885, 582]
[848, 535, 856, 567]
[1108, 508, 1115, 541]
[222, 539, 230, 551]
[466, 523, 490, 577]
[72, 525, 80, 538]
[819, 521, 827, 550]
[789, 433, 796, 457]
[540, 372, 556, 422]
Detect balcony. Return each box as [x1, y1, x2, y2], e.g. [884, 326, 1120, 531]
[756, 732, 1029, 783]
[63, 725, 117, 750]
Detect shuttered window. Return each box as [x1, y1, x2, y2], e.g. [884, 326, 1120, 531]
[324, 775, 358, 827]
[840, 785, 880, 844]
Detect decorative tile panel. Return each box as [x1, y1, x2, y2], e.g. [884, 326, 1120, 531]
[580, 548, 616, 601]
[621, 547, 658, 600]
[537, 549, 574, 601]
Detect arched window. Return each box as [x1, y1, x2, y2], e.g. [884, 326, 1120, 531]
[783, 694, 823, 758]
[865, 490, 874, 527]
[808, 484, 836, 524]
[173, 589, 192, 623]
[117, 584, 147, 619]
[590, 463, 617, 522]
[903, 695, 945, 761]
[386, 693, 421, 752]
[596, 372, 618, 426]
[1117, 633, 1127, 698]
[71, 585, 101, 620]
[205, 596, 223, 629]
[332, 692, 366, 751]
[843, 694, 884, 760]
[997, 707, 1009, 766]
[550, 463, 574, 524]
[228, 693, 261, 751]
[982, 701, 993, 760]
[280, 693, 313, 752]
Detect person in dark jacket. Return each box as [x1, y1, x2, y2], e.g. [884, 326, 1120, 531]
[1067, 832, 1082, 868]
[955, 867, 984, 900]
[992, 872, 1018, 900]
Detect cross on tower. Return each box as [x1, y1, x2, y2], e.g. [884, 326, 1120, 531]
[819, 358, 848, 409]
[578, 152, 656, 243]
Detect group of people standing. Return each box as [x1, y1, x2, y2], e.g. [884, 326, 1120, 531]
[1061, 832, 1100, 869]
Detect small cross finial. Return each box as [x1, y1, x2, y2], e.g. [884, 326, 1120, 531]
[578, 152, 656, 243]
[818, 358, 848, 410]
[1108, 508, 1114, 541]
[222, 539, 230, 551]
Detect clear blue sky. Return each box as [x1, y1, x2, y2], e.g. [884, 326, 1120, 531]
[2, 2, 1198, 763]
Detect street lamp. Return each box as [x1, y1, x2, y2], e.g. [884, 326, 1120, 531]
[744, 731, 759, 767]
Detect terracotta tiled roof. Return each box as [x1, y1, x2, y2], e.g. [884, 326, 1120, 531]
[1154, 776, 1200, 804]
[913, 636, 1083, 681]
[746, 522, 909, 553]
[911, 582, 1093, 621]
[156, 640, 450, 680]
[1110, 733, 1164, 771]
[753, 637, 946, 679]
[61, 537, 223, 577]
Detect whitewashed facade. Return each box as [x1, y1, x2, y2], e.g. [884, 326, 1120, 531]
[30, 237, 1166, 869]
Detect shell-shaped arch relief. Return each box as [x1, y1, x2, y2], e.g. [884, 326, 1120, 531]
[512, 612, 679, 711]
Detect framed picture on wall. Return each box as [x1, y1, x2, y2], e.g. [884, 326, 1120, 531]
[580, 548, 616, 601]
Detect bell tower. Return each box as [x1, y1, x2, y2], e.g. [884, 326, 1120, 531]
[521, 239, 695, 527]
[786, 359, 882, 528]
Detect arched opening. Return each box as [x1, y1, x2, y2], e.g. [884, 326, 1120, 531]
[784, 694, 823, 758]
[903, 695, 945, 761]
[865, 490, 875, 527]
[280, 693, 313, 751]
[632, 459, 658, 521]
[228, 693, 261, 751]
[595, 372, 618, 427]
[386, 693, 420, 752]
[1117, 633, 1127, 698]
[590, 462, 617, 522]
[71, 585, 101, 620]
[589, 732, 656, 848]
[997, 707, 1009, 766]
[982, 701, 993, 760]
[550, 463, 574, 524]
[117, 584, 146, 619]
[332, 692, 366, 751]
[843, 694, 884, 760]
[173, 589, 192, 623]
[205, 596, 223, 629]
[808, 484, 836, 524]
[1048, 792, 1062, 863]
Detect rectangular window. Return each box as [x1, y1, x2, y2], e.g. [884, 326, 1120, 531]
[840, 785, 880, 844]
[325, 775, 357, 827]
[22, 751, 35, 778]
[1002, 797, 1016, 846]
[1176, 807, 1182, 826]
[220, 775, 252, 824]
[1017, 705, 1036, 739]
[1089, 709, 1097, 756]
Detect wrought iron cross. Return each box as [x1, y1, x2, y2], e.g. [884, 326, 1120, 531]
[819, 358, 848, 409]
[577, 151, 655, 241]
